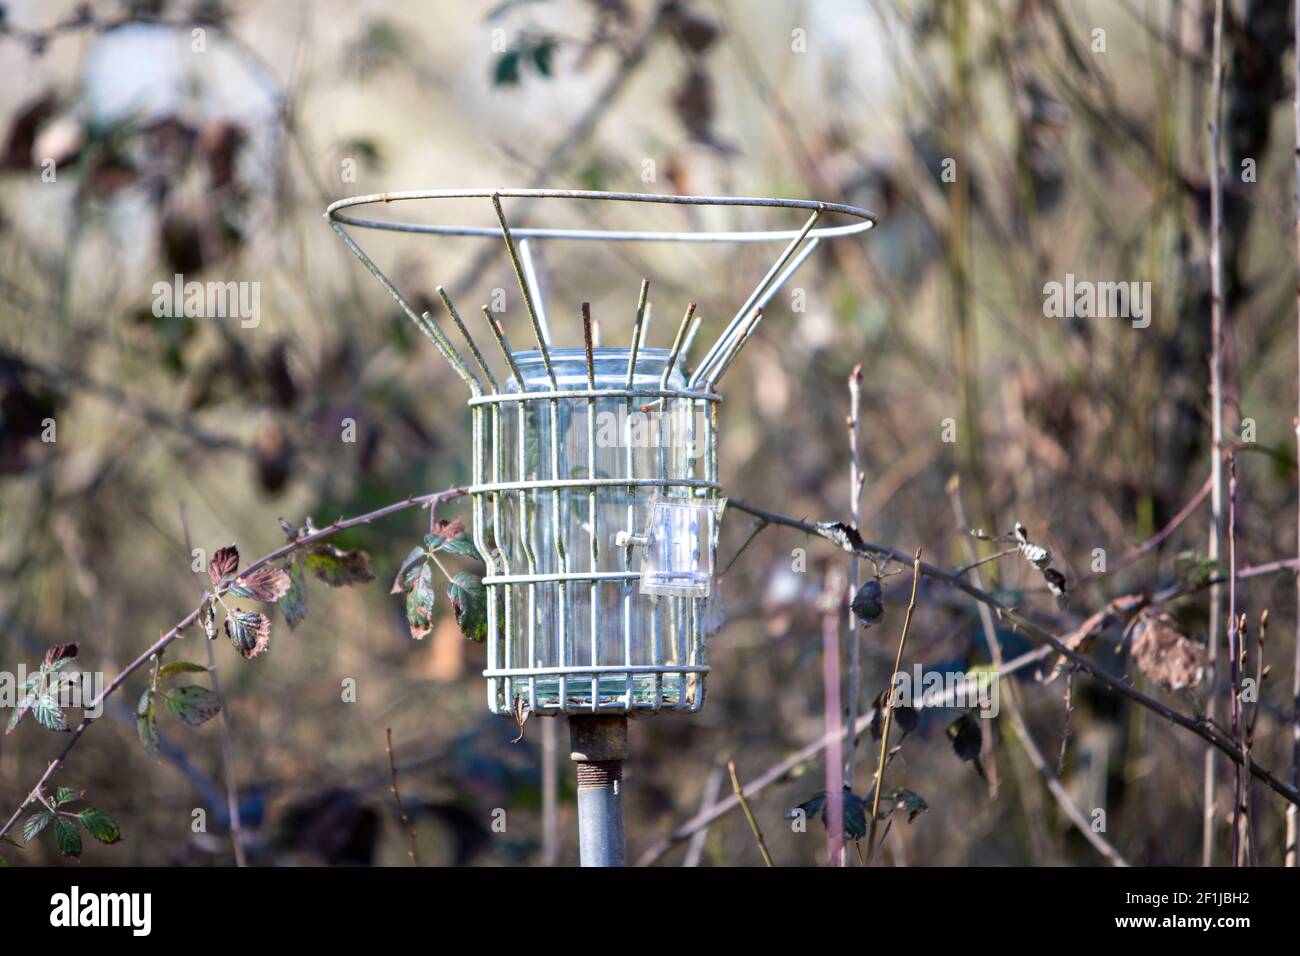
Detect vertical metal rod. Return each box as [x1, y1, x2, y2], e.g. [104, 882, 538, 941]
[517, 238, 553, 347]
[582, 305, 601, 711]
[622, 280, 650, 707]
[570, 716, 628, 867]
[677, 313, 703, 379]
[661, 302, 697, 390]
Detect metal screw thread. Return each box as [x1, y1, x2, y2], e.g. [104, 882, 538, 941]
[575, 760, 623, 789]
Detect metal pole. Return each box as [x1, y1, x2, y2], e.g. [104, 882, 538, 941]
[569, 715, 628, 867]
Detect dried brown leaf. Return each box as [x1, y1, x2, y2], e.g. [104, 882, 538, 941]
[208, 544, 239, 585]
[1131, 612, 1205, 693]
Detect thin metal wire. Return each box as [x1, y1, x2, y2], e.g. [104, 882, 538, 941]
[582, 306, 601, 711]
[690, 207, 822, 386]
[492, 194, 556, 388]
[708, 309, 765, 389]
[437, 286, 498, 393]
[325, 188, 876, 242]
[661, 302, 697, 391]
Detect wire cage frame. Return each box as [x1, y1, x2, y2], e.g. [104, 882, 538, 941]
[325, 189, 877, 717]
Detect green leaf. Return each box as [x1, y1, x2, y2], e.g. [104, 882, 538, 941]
[6, 698, 28, 735]
[391, 546, 427, 595]
[30, 695, 68, 732]
[946, 712, 987, 782]
[493, 49, 521, 85]
[54, 787, 82, 807]
[230, 564, 293, 602]
[882, 787, 929, 823]
[136, 690, 158, 758]
[785, 788, 868, 840]
[279, 558, 308, 630]
[841, 790, 869, 840]
[447, 573, 488, 642]
[405, 562, 436, 640]
[530, 38, 554, 76]
[78, 808, 122, 845]
[225, 609, 271, 659]
[158, 661, 209, 678]
[23, 809, 53, 843]
[54, 817, 81, 858]
[426, 518, 481, 560]
[850, 579, 884, 629]
[163, 686, 222, 726]
[304, 544, 374, 587]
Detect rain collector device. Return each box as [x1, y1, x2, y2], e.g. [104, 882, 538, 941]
[326, 189, 876, 865]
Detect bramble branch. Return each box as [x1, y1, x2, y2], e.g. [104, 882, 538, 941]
[0, 485, 467, 844]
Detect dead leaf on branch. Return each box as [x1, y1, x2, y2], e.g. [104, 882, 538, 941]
[231, 564, 292, 603]
[207, 544, 239, 585]
[1131, 611, 1205, 693]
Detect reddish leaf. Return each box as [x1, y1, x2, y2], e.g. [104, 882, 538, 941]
[208, 544, 239, 586]
[43, 642, 78, 667]
[232, 564, 292, 603]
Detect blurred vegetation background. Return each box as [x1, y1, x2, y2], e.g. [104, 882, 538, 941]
[1, 0, 1298, 866]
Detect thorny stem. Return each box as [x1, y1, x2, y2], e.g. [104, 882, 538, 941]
[0, 486, 467, 844]
[866, 549, 921, 864]
[725, 498, 1300, 811]
[386, 727, 420, 866]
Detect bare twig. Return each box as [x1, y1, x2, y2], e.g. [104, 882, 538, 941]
[818, 566, 845, 865]
[1227, 457, 1242, 867]
[844, 365, 866, 804]
[718, 519, 770, 578]
[865, 549, 921, 864]
[1203, 0, 1227, 869]
[1289, 0, 1300, 868]
[1057, 669, 1076, 775]
[683, 762, 725, 867]
[385, 728, 420, 866]
[727, 760, 773, 867]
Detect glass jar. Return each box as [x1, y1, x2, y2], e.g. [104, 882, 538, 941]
[488, 347, 715, 712]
